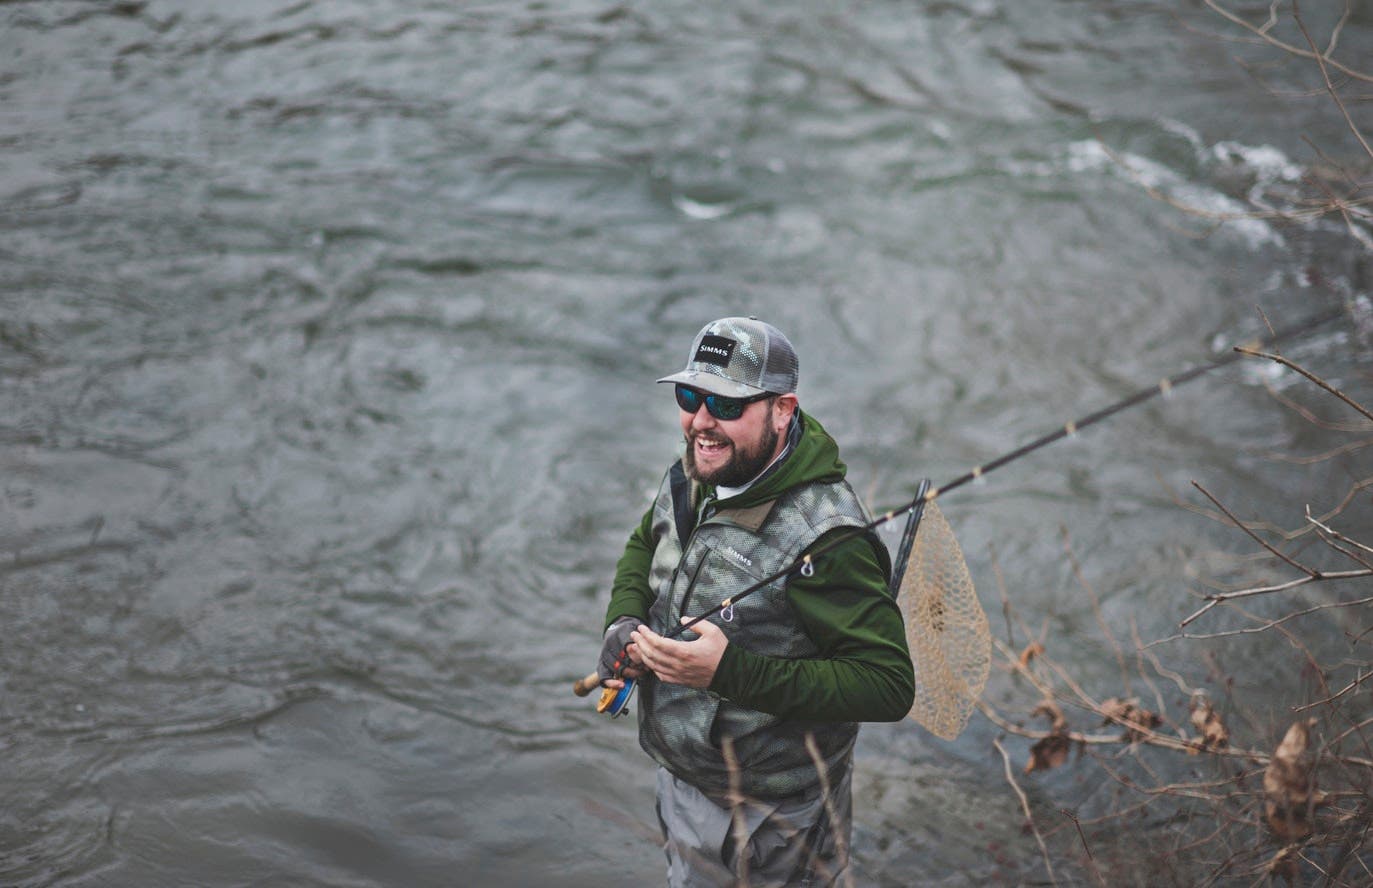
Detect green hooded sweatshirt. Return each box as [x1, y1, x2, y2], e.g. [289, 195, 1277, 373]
[604, 410, 915, 723]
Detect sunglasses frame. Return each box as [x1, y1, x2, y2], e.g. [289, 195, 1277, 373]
[674, 384, 774, 421]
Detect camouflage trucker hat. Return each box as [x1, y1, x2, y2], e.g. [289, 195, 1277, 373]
[657, 317, 799, 397]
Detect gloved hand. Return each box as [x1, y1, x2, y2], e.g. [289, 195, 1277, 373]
[598, 617, 644, 682]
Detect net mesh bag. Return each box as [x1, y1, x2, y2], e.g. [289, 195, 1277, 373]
[897, 500, 991, 741]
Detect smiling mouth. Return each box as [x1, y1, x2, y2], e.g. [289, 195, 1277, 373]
[693, 435, 730, 459]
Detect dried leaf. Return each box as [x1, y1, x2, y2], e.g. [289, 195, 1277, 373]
[1264, 719, 1317, 842]
[1017, 642, 1044, 669]
[1030, 698, 1067, 732]
[1268, 846, 1299, 884]
[1024, 698, 1072, 773]
[1025, 733, 1072, 774]
[1099, 696, 1162, 741]
[1188, 694, 1229, 753]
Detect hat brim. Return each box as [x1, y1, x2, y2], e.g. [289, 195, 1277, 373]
[656, 370, 769, 398]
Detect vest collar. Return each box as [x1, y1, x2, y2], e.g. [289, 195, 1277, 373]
[708, 499, 776, 532]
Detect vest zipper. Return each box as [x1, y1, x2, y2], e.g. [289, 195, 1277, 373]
[671, 552, 709, 627]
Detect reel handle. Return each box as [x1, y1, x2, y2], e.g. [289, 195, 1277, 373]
[573, 671, 601, 697]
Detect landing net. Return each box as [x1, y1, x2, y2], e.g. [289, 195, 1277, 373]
[897, 500, 990, 741]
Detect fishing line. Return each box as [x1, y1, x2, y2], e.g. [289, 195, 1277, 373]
[574, 306, 1345, 708]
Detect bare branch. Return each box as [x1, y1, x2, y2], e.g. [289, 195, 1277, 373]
[1256, 363, 1373, 434]
[1191, 481, 1318, 577]
[1203, 0, 1373, 85]
[994, 737, 1059, 886]
[803, 733, 853, 888]
[1061, 525, 1131, 692]
[1260, 437, 1373, 466]
[1235, 346, 1373, 424]
[1158, 472, 1373, 545]
[1155, 592, 1373, 643]
[1059, 809, 1108, 888]
[1307, 510, 1373, 560]
[1292, 2, 1373, 163]
[1181, 568, 1373, 627]
[1295, 669, 1373, 713]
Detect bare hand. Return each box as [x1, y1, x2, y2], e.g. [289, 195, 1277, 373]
[630, 618, 728, 689]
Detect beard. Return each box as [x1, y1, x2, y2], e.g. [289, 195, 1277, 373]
[684, 403, 780, 488]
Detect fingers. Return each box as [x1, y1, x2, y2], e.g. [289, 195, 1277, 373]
[604, 649, 646, 689]
[629, 626, 662, 673]
[687, 617, 724, 639]
[629, 625, 669, 664]
[629, 620, 726, 689]
[619, 654, 644, 679]
[630, 622, 702, 662]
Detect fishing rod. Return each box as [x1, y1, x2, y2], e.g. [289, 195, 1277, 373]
[573, 307, 1345, 710]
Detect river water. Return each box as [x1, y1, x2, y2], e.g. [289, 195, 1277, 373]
[3, 2, 1371, 886]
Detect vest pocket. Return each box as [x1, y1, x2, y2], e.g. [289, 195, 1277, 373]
[640, 680, 723, 764]
[681, 540, 778, 630]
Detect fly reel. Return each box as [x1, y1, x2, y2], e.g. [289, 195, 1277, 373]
[573, 669, 635, 717]
[596, 677, 636, 717]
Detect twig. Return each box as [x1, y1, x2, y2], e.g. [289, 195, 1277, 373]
[979, 698, 1169, 750]
[722, 736, 752, 887]
[986, 641, 1268, 762]
[1293, 1, 1373, 163]
[1036, 656, 1216, 755]
[989, 542, 1017, 650]
[994, 737, 1058, 886]
[1191, 481, 1317, 577]
[1235, 347, 1373, 424]
[1296, 669, 1373, 713]
[1061, 525, 1131, 692]
[1325, 715, 1373, 756]
[1203, 0, 1373, 85]
[1155, 592, 1373, 643]
[1256, 369, 1371, 433]
[1308, 509, 1373, 560]
[1090, 752, 1258, 804]
[1060, 808, 1107, 887]
[1135, 636, 1202, 696]
[1182, 568, 1373, 628]
[1130, 617, 1171, 721]
[1311, 526, 1373, 572]
[803, 732, 854, 888]
[1157, 471, 1373, 545]
[1260, 438, 1373, 466]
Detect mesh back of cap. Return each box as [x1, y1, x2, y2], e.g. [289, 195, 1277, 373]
[897, 500, 990, 741]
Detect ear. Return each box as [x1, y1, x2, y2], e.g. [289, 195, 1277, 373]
[773, 394, 798, 431]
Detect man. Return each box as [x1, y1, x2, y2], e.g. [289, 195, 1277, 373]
[597, 317, 915, 886]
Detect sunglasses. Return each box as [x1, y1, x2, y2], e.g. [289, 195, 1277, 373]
[674, 384, 773, 420]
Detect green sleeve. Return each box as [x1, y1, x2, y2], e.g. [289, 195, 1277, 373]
[708, 529, 915, 722]
[603, 504, 657, 631]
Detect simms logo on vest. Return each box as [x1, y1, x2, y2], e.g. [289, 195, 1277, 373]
[693, 335, 735, 368]
[722, 546, 753, 568]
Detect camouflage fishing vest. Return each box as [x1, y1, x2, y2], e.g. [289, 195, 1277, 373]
[637, 461, 873, 801]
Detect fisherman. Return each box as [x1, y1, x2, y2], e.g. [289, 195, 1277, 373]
[596, 317, 915, 886]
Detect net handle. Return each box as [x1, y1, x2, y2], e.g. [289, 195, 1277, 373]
[889, 479, 931, 594]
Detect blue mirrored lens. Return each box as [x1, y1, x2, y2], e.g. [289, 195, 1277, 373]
[707, 394, 746, 420]
[676, 384, 752, 420]
[674, 384, 703, 413]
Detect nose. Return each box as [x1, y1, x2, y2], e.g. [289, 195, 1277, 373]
[688, 403, 717, 432]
